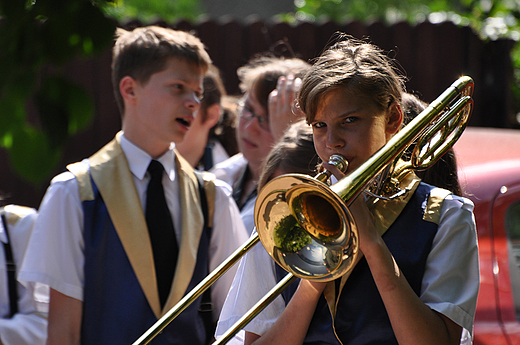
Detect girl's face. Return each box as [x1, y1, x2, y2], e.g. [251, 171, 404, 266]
[236, 91, 275, 177]
[311, 87, 402, 174]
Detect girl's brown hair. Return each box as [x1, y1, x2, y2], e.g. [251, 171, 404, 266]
[298, 34, 405, 124]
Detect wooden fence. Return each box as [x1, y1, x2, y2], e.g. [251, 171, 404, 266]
[1, 18, 516, 208]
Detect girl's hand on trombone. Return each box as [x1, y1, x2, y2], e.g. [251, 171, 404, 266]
[322, 158, 382, 255]
[321, 160, 346, 180]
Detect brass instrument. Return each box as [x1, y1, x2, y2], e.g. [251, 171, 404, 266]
[133, 76, 474, 345]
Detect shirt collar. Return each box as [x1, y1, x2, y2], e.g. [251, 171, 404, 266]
[119, 133, 177, 182]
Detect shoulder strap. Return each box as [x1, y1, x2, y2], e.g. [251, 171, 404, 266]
[1, 208, 18, 317]
[193, 171, 216, 231]
[194, 171, 210, 234]
[193, 170, 217, 343]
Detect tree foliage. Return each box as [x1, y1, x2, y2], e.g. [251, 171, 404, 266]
[0, 0, 116, 184]
[102, 0, 202, 23]
[281, 0, 520, 122]
[1, 0, 518, 184]
[281, 0, 520, 41]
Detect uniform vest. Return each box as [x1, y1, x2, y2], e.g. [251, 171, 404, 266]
[68, 133, 217, 345]
[80, 178, 212, 345]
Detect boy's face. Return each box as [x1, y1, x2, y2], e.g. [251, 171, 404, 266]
[125, 57, 204, 153]
[311, 87, 398, 174]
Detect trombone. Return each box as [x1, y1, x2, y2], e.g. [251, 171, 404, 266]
[133, 75, 474, 345]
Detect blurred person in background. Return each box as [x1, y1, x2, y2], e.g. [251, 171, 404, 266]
[215, 120, 320, 344]
[210, 56, 311, 235]
[0, 204, 48, 345]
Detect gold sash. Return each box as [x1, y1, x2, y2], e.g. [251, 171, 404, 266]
[2, 205, 35, 225]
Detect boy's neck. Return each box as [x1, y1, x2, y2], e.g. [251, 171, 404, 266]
[122, 124, 171, 159]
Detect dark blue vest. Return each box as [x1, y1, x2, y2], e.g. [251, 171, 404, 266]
[276, 182, 439, 345]
[80, 180, 211, 345]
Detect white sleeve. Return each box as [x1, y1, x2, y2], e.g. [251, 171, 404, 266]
[215, 229, 286, 340]
[0, 208, 49, 345]
[19, 172, 85, 301]
[420, 194, 479, 339]
[0, 311, 48, 345]
[209, 179, 249, 319]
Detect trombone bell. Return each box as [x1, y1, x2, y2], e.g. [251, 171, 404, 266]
[255, 161, 359, 282]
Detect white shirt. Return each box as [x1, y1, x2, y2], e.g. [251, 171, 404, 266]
[215, 191, 479, 345]
[19, 134, 248, 319]
[210, 153, 248, 189]
[210, 139, 231, 168]
[210, 153, 256, 236]
[0, 205, 48, 345]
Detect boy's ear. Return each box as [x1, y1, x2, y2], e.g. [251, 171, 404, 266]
[386, 102, 404, 135]
[119, 76, 137, 103]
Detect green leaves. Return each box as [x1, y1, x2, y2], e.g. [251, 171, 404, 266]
[102, 0, 202, 23]
[289, 0, 520, 40]
[36, 76, 94, 147]
[0, 0, 116, 185]
[274, 215, 312, 253]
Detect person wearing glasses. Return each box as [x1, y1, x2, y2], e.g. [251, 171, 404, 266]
[210, 56, 310, 235]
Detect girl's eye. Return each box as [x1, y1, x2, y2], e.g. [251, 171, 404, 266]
[312, 122, 326, 129]
[343, 116, 357, 124]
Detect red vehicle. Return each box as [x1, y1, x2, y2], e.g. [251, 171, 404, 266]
[454, 126, 520, 344]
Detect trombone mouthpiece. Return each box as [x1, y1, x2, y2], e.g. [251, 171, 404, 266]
[329, 154, 349, 173]
[315, 154, 349, 183]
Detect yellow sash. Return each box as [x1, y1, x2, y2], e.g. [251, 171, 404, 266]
[2, 205, 35, 225]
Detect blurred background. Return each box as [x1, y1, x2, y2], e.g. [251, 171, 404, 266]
[0, 0, 518, 207]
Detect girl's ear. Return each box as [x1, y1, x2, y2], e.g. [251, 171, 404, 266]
[204, 103, 222, 128]
[385, 102, 403, 135]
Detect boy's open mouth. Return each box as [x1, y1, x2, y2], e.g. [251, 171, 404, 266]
[176, 118, 190, 128]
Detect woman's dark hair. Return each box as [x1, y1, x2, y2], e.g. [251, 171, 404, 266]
[401, 92, 462, 196]
[237, 56, 311, 117]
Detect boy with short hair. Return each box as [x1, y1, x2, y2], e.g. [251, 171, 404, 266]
[19, 26, 248, 345]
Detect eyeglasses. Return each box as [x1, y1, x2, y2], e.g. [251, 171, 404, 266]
[237, 99, 270, 131]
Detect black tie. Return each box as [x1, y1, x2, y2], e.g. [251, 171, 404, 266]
[146, 159, 178, 308]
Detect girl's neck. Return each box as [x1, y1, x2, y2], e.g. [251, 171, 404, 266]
[237, 166, 258, 207]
